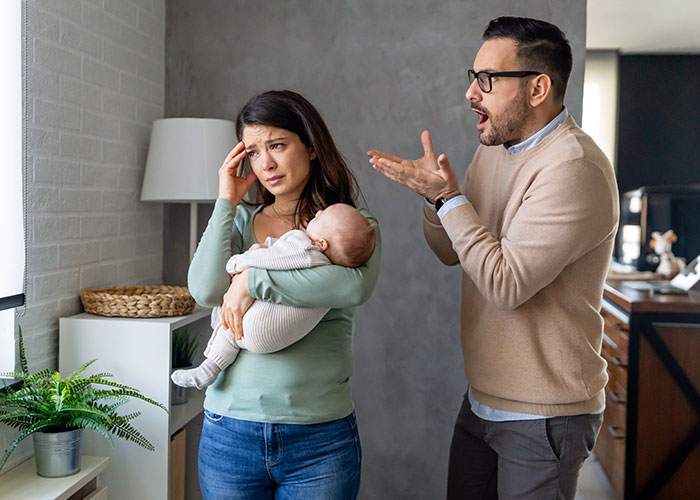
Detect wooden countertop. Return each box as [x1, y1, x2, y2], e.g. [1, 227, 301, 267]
[604, 279, 700, 314]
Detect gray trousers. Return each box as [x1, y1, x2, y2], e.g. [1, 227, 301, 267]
[446, 395, 603, 500]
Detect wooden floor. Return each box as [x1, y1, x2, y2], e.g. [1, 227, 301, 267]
[575, 454, 616, 500]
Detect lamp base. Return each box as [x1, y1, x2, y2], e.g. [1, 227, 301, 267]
[189, 201, 197, 262]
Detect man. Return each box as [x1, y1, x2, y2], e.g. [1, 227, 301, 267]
[368, 16, 619, 500]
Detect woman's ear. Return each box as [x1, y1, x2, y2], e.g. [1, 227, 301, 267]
[309, 147, 317, 160]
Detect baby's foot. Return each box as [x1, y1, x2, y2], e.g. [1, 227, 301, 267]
[170, 359, 222, 390]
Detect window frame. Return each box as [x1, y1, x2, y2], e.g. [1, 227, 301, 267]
[0, 0, 27, 374]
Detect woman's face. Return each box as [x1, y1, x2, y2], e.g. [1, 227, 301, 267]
[241, 125, 314, 201]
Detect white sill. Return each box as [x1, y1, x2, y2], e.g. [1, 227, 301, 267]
[0, 455, 109, 500]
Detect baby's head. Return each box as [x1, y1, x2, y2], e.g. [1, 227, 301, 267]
[305, 203, 375, 267]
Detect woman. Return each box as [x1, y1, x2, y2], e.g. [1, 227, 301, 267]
[188, 90, 381, 500]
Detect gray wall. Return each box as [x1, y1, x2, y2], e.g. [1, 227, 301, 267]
[165, 1, 586, 498]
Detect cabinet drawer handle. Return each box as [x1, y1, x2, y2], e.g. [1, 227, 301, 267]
[607, 425, 625, 440]
[607, 388, 625, 405]
[609, 355, 628, 369]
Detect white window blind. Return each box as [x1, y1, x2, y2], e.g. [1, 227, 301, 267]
[0, 0, 24, 372]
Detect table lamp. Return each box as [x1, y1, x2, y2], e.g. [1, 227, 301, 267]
[141, 118, 236, 261]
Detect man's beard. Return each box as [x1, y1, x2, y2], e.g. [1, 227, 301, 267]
[478, 88, 530, 146]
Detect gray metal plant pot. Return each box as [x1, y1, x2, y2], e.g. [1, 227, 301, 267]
[33, 428, 83, 478]
[170, 366, 191, 406]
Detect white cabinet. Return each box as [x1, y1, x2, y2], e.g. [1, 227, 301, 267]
[59, 306, 211, 500]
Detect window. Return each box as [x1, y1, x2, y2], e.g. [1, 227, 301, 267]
[582, 51, 618, 168]
[0, 0, 25, 373]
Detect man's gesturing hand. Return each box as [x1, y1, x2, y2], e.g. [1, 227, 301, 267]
[367, 130, 460, 202]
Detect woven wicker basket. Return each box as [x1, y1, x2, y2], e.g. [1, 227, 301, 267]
[80, 285, 195, 318]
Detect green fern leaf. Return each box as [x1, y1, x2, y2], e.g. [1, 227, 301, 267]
[17, 326, 28, 374]
[0, 419, 54, 471]
[1, 331, 167, 470]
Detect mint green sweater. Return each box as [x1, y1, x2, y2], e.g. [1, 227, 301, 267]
[188, 199, 381, 424]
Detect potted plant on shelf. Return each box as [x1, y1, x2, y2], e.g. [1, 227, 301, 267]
[0, 328, 167, 478]
[171, 327, 199, 405]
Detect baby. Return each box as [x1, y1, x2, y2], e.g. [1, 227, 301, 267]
[171, 203, 376, 389]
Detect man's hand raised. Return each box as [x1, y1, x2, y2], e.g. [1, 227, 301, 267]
[367, 130, 460, 202]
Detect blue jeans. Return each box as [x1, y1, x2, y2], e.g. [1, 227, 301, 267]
[198, 409, 362, 499]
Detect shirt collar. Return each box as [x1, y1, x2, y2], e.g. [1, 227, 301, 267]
[505, 107, 569, 154]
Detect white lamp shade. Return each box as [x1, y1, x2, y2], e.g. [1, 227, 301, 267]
[141, 118, 236, 202]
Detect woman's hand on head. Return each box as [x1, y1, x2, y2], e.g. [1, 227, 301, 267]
[218, 142, 257, 205]
[221, 268, 254, 341]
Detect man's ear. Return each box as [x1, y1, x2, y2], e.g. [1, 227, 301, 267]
[529, 74, 553, 107]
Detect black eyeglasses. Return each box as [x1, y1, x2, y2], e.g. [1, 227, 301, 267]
[467, 69, 544, 93]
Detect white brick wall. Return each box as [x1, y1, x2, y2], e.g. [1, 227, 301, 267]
[3, 0, 165, 472]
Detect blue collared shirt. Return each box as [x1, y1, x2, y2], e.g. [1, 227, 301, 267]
[504, 106, 569, 154]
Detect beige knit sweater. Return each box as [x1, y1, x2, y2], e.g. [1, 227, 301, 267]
[423, 117, 619, 416]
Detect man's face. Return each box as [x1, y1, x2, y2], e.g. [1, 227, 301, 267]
[466, 38, 531, 146]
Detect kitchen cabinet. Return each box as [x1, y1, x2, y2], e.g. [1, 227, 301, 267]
[596, 281, 700, 499]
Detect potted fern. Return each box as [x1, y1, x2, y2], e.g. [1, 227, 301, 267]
[171, 327, 199, 405]
[0, 328, 167, 478]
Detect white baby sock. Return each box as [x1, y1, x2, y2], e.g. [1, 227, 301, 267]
[170, 358, 222, 390]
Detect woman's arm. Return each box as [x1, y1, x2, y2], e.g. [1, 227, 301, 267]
[188, 142, 256, 306]
[187, 198, 243, 307]
[248, 210, 382, 308]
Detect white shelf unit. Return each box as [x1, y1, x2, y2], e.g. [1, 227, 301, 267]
[0, 456, 109, 500]
[59, 306, 212, 500]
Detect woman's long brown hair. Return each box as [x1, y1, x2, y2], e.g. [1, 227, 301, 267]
[236, 90, 360, 228]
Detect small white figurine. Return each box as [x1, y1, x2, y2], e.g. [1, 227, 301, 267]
[650, 230, 685, 279]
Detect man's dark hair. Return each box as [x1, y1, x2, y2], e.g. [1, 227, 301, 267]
[483, 16, 572, 102]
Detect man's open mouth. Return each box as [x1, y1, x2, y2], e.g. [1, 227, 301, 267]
[473, 109, 489, 130]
